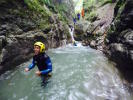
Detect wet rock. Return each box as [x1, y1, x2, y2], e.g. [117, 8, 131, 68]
[74, 21, 92, 41]
[75, 21, 91, 34]
[107, 29, 133, 67]
[52, 0, 74, 20]
[82, 40, 90, 46]
[0, 41, 33, 74]
[49, 16, 54, 24]
[16, 19, 36, 32]
[90, 40, 96, 48]
[0, 36, 6, 49]
[105, 0, 133, 81]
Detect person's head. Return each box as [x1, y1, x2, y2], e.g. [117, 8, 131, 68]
[34, 42, 45, 55]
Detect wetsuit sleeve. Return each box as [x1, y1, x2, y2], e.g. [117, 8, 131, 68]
[40, 57, 52, 75]
[28, 59, 36, 70]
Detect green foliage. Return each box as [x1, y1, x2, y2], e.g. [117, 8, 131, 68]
[24, 0, 70, 24]
[100, 0, 115, 7]
[83, 0, 105, 8]
[83, 0, 96, 13]
[55, 3, 69, 23]
[43, 0, 51, 5]
[58, 13, 67, 23]
[115, 1, 126, 20]
[85, 11, 98, 22]
[83, 0, 98, 22]
[24, 0, 69, 29]
[24, 0, 52, 17]
[40, 0, 57, 12]
[83, 0, 115, 10]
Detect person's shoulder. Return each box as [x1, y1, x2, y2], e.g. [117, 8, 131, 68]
[43, 52, 49, 59]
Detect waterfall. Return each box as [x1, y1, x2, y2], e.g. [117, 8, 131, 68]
[69, 26, 75, 42]
[69, 26, 82, 47]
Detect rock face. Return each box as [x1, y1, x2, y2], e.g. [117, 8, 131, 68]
[105, 0, 133, 81]
[52, 0, 74, 20]
[74, 21, 92, 41]
[0, 0, 71, 75]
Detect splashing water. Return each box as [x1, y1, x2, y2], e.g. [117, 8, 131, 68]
[69, 27, 75, 42]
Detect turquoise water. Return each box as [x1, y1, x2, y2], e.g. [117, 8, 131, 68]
[0, 44, 132, 100]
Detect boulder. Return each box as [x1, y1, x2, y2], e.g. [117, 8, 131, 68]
[90, 40, 96, 48]
[74, 21, 92, 41]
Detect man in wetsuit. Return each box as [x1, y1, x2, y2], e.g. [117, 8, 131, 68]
[25, 42, 52, 77]
[73, 17, 76, 26]
[77, 13, 80, 20]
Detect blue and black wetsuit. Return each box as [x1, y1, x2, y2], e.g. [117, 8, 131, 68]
[77, 13, 80, 20]
[28, 52, 52, 75]
[73, 18, 76, 25]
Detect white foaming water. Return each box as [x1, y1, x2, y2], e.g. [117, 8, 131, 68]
[69, 27, 75, 42]
[68, 26, 82, 47]
[67, 42, 83, 47]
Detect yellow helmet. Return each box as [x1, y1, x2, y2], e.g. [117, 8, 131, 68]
[34, 42, 45, 53]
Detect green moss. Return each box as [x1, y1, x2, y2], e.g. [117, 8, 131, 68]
[85, 11, 98, 22]
[24, 0, 52, 17]
[83, 0, 117, 23]
[24, 0, 70, 24]
[83, 0, 96, 14]
[115, 2, 125, 20]
[58, 13, 68, 23]
[100, 0, 115, 7]
[38, 19, 51, 29]
[55, 3, 69, 23]
[83, 0, 115, 11]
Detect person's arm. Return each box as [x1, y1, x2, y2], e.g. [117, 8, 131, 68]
[28, 60, 36, 70]
[40, 57, 52, 75]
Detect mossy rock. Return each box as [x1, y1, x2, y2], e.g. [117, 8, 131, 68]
[85, 11, 98, 22]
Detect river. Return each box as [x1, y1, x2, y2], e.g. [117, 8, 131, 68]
[0, 44, 132, 100]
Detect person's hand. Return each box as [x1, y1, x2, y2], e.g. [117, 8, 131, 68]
[35, 71, 41, 76]
[25, 68, 29, 72]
